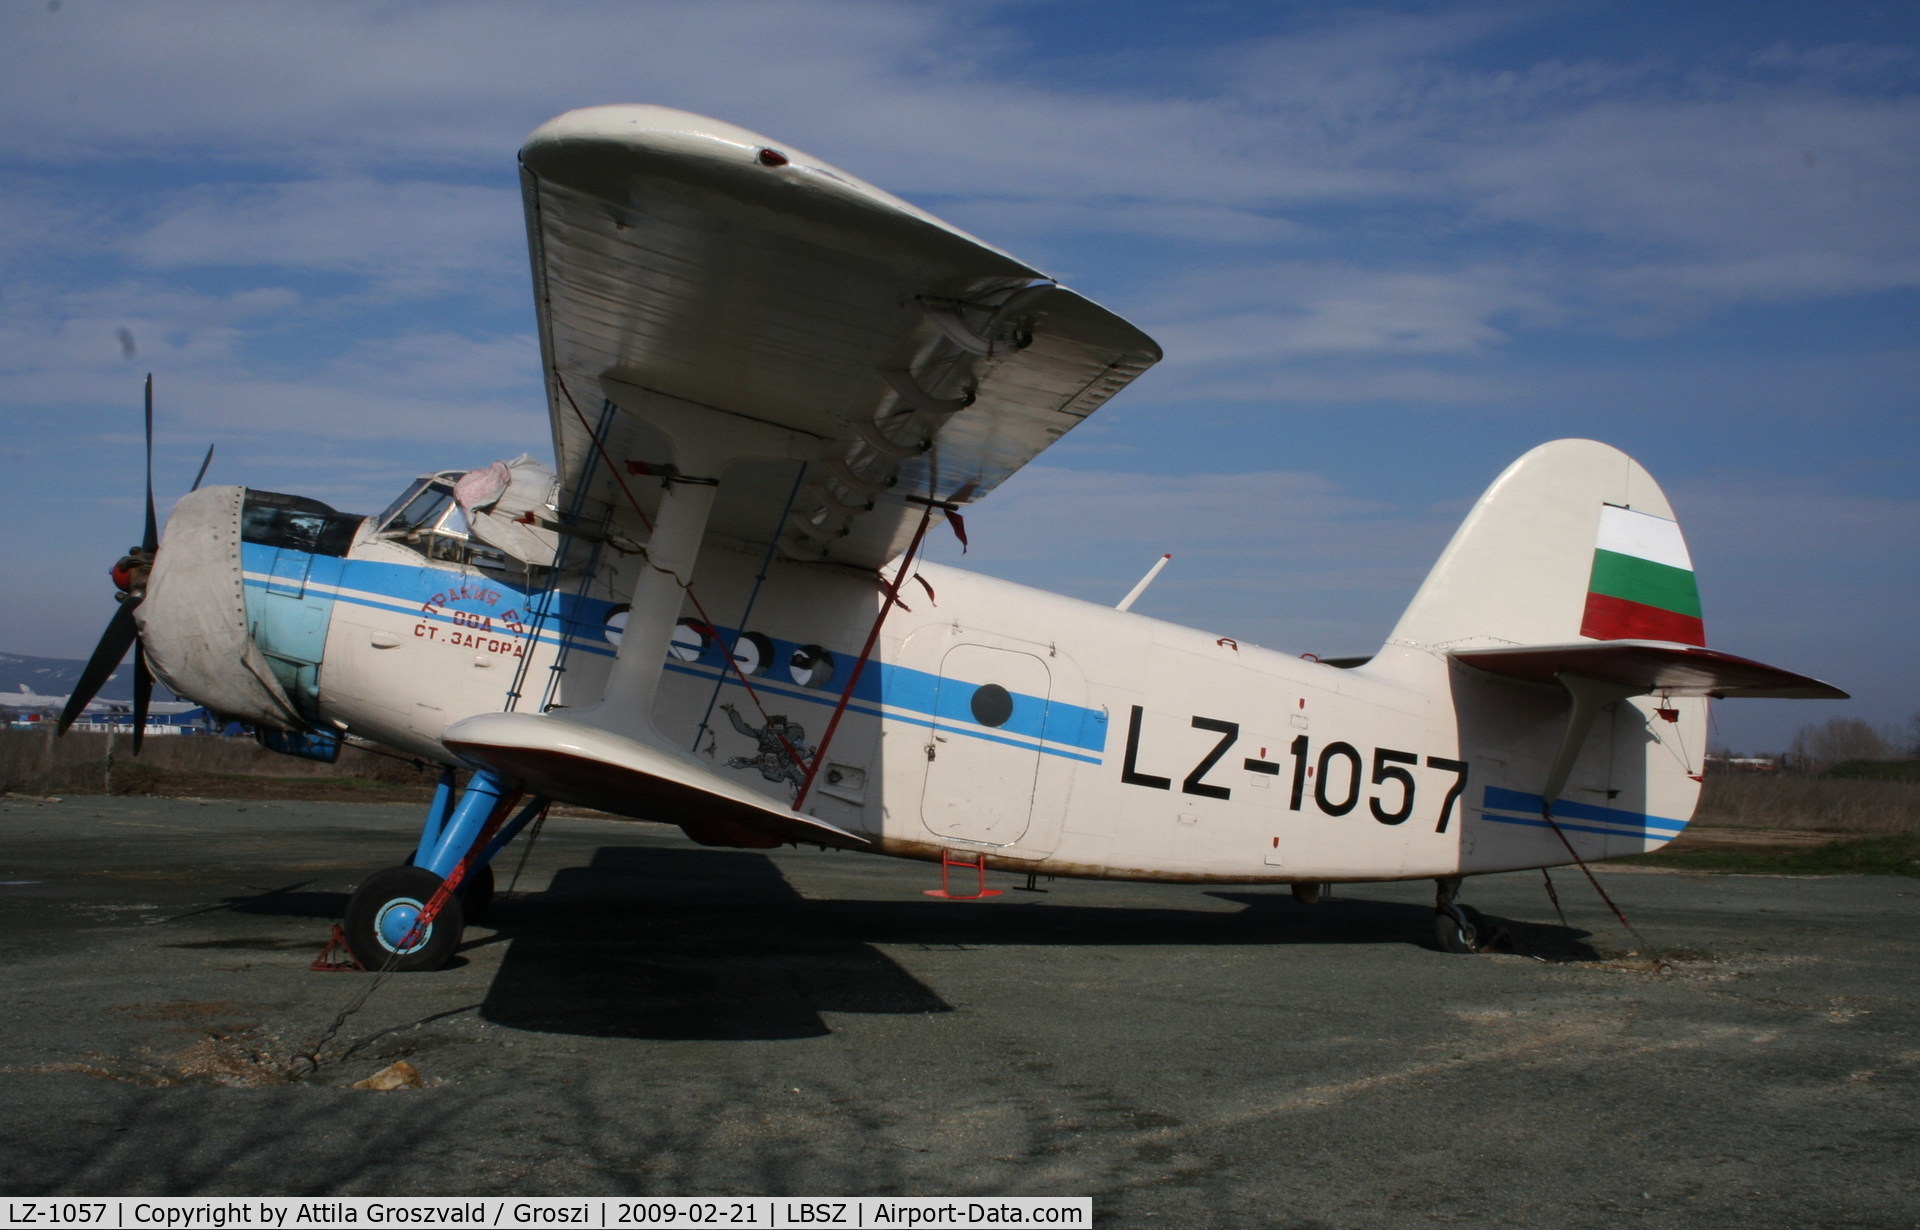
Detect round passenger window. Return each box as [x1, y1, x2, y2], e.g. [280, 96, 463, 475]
[603, 605, 630, 647]
[731, 632, 773, 677]
[790, 644, 835, 688]
[970, 683, 1014, 728]
[668, 619, 712, 662]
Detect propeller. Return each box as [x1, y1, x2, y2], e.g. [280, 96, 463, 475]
[58, 375, 187, 753]
[190, 443, 215, 493]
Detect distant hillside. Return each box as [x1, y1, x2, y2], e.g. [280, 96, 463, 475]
[0, 650, 179, 704]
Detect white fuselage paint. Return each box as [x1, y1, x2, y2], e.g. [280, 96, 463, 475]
[295, 531, 1703, 886]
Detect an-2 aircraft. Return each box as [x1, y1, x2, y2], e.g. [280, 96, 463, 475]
[64, 106, 1845, 969]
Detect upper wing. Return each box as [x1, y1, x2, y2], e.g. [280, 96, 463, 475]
[519, 106, 1161, 567]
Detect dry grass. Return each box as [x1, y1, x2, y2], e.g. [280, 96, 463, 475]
[0, 728, 441, 799]
[1630, 832, 1920, 877]
[1695, 772, 1920, 835]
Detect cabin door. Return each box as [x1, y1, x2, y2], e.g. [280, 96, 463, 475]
[919, 644, 1052, 846]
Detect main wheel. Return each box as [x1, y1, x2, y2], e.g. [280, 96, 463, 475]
[344, 866, 466, 972]
[1434, 906, 1479, 954]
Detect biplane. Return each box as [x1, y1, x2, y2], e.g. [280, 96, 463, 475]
[63, 106, 1844, 968]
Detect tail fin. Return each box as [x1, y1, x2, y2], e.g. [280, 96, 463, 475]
[1383, 438, 1841, 701]
[1374, 440, 1842, 869]
[1387, 438, 1700, 652]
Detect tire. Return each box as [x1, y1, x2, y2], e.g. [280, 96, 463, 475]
[1434, 908, 1478, 955]
[344, 866, 466, 972]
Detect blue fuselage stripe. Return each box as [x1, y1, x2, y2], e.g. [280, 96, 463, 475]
[241, 544, 1109, 764]
[1479, 785, 1687, 836]
[663, 661, 1107, 765]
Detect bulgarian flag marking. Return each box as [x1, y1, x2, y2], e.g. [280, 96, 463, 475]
[1579, 505, 1705, 645]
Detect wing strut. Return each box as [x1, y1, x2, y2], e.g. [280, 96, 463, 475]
[557, 371, 820, 752]
[790, 500, 937, 812]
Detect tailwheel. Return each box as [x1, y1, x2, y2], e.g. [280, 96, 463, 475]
[1433, 904, 1482, 954]
[1432, 876, 1481, 954]
[344, 866, 466, 972]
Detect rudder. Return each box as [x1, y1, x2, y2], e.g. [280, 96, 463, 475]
[1385, 439, 1703, 653]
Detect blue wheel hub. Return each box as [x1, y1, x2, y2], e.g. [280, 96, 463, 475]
[376, 897, 428, 952]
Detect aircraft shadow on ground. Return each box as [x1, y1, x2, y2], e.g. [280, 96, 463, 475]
[468, 846, 1600, 1042]
[476, 846, 948, 1041]
[186, 880, 348, 922]
[182, 847, 1597, 1040]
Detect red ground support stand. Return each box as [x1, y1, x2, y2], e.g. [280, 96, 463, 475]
[310, 924, 366, 972]
[923, 849, 1003, 900]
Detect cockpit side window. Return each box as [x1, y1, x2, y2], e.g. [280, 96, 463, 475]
[240, 491, 363, 557]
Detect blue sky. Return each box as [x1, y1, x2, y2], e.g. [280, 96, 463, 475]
[1, 1, 1914, 753]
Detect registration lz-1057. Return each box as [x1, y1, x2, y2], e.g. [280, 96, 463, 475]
[8, 1207, 110, 1225]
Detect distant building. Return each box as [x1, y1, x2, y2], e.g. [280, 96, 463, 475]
[1705, 754, 1781, 773]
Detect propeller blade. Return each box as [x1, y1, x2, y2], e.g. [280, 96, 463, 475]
[58, 602, 139, 735]
[142, 374, 158, 554]
[189, 443, 215, 493]
[131, 640, 153, 755]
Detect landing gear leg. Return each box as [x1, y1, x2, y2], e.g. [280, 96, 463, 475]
[1433, 876, 1482, 954]
[343, 769, 538, 971]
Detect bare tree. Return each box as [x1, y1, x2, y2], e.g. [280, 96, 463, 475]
[1790, 717, 1895, 773]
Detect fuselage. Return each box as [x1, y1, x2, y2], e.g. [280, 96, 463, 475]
[147, 479, 1704, 886]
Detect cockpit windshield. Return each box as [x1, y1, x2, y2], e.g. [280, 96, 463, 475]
[379, 480, 457, 536]
[374, 464, 541, 575]
[373, 473, 516, 571]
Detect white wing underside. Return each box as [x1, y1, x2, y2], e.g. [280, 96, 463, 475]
[520, 106, 1162, 567]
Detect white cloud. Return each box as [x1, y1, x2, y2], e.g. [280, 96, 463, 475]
[1147, 266, 1547, 362]
[941, 198, 1314, 249]
[0, 281, 303, 385]
[325, 331, 540, 397]
[1118, 263, 1550, 405]
[1598, 251, 1920, 313]
[920, 462, 1461, 650]
[149, 353, 542, 449]
[1673, 476, 1920, 569]
[1749, 39, 1920, 84]
[1455, 94, 1920, 261]
[128, 180, 524, 287]
[0, 281, 541, 452]
[1162, 366, 1516, 406]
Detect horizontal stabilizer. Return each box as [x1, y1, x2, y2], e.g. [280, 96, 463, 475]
[442, 712, 870, 847]
[1452, 640, 1847, 700]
